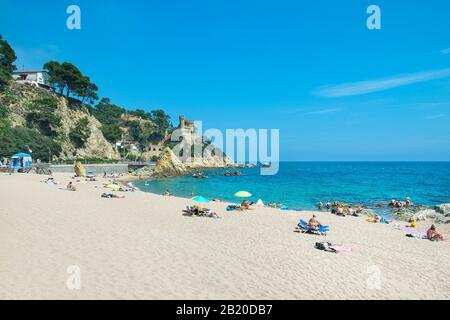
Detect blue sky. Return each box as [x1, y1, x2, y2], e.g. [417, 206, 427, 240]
[1, 0, 450, 160]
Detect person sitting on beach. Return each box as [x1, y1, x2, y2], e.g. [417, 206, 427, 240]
[427, 225, 447, 241]
[240, 200, 253, 210]
[67, 182, 77, 191]
[101, 193, 125, 199]
[163, 190, 172, 196]
[374, 215, 382, 223]
[347, 206, 354, 216]
[356, 207, 364, 214]
[336, 207, 345, 216]
[317, 202, 323, 210]
[308, 214, 322, 230]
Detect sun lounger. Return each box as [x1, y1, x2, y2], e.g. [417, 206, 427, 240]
[297, 220, 330, 235]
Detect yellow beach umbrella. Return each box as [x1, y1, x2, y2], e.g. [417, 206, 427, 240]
[234, 191, 252, 198]
[106, 184, 121, 191]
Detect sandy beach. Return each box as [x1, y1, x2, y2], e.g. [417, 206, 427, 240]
[1, 173, 449, 300]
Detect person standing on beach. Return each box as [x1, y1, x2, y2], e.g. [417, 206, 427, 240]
[406, 196, 412, 207]
[347, 206, 354, 216]
[317, 202, 323, 210]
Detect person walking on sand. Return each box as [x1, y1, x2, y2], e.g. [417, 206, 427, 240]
[427, 225, 447, 241]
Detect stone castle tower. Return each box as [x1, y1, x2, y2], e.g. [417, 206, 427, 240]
[178, 115, 195, 134]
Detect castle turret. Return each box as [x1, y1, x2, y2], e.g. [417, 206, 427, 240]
[179, 115, 186, 129]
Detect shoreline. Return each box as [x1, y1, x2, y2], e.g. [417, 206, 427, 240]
[129, 176, 448, 224]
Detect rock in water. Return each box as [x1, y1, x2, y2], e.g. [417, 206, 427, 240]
[152, 148, 187, 178]
[435, 204, 450, 217]
[74, 161, 87, 177]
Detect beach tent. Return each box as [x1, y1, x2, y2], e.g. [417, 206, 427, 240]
[256, 199, 265, 207]
[11, 153, 33, 168]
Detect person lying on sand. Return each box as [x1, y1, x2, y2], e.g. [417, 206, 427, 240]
[427, 225, 447, 241]
[42, 177, 59, 185]
[101, 193, 125, 199]
[308, 214, 322, 229]
[67, 182, 77, 191]
[184, 205, 219, 218]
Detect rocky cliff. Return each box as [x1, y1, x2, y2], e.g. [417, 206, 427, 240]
[2, 83, 120, 160]
[150, 146, 234, 178]
[151, 147, 188, 178]
[395, 204, 450, 224]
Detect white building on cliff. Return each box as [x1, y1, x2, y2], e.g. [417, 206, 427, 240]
[12, 70, 53, 90]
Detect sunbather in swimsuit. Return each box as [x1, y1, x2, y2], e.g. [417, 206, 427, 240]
[308, 215, 322, 230]
[427, 225, 447, 241]
[101, 193, 125, 199]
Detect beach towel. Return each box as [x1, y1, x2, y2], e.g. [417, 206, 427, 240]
[330, 246, 352, 253]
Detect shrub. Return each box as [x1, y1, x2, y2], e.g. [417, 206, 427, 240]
[69, 117, 91, 148]
[26, 95, 61, 137]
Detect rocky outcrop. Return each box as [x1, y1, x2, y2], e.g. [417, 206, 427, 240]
[395, 206, 450, 224]
[150, 144, 234, 178]
[74, 161, 87, 177]
[435, 204, 450, 217]
[152, 148, 188, 178]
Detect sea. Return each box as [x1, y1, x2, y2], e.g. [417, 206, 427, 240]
[133, 162, 450, 216]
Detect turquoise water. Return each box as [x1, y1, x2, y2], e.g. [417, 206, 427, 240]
[134, 162, 450, 212]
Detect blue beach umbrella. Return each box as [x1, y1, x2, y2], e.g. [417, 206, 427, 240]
[191, 196, 211, 203]
[12, 153, 32, 158]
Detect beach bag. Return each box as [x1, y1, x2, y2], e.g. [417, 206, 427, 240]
[315, 242, 336, 253]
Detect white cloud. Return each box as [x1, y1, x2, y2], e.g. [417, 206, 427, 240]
[314, 68, 450, 98]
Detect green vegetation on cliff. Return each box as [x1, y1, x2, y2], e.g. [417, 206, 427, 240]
[0, 34, 173, 161]
[0, 35, 16, 91]
[69, 117, 91, 148]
